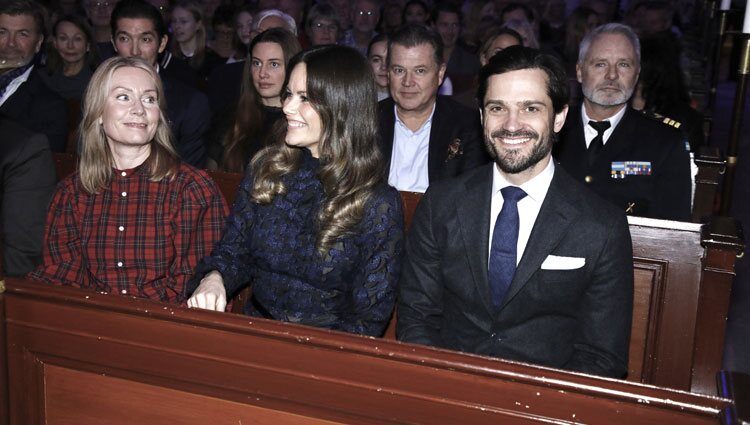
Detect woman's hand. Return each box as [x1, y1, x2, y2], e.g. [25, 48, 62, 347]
[187, 271, 227, 311]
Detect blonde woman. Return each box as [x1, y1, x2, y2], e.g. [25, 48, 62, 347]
[30, 56, 228, 303]
[170, 0, 224, 79]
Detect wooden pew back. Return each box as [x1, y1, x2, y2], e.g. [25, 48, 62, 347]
[0, 279, 734, 425]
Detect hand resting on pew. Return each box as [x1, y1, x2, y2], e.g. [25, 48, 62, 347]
[188, 271, 227, 311]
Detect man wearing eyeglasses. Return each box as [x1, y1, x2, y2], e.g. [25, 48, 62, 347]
[342, 0, 379, 55]
[305, 3, 340, 47]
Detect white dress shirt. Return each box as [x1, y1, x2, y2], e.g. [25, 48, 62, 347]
[581, 104, 627, 148]
[388, 103, 435, 193]
[488, 159, 555, 267]
[0, 65, 33, 107]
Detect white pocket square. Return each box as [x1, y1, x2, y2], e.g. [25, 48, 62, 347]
[541, 255, 585, 270]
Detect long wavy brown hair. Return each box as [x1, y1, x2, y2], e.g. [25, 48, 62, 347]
[250, 45, 385, 255]
[78, 56, 179, 194]
[220, 28, 301, 172]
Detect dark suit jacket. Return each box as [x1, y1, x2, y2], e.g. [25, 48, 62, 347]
[398, 163, 633, 378]
[0, 67, 68, 153]
[0, 117, 56, 276]
[378, 96, 489, 184]
[554, 106, 692, 221]
[162, 73, 210, 168]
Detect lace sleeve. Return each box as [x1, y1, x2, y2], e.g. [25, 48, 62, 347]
[188, 168, 256, 296]
[337, 187, 404, 336]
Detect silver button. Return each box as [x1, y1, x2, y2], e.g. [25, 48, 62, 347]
[117, 261, 123, 267]
[121, 171, 127, 177]
[118, 226, 124, 231]
[121, 289, 127, 294]
[121, 191, 127, 197]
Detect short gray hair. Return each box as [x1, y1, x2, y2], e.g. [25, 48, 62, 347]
[577, 23, 640, 66]
[254, 9, 297, 35]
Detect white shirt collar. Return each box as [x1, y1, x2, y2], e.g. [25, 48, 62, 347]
[0, 64, 34, 107]
[491, 156, 555, 205]
[581, 103, 627, 146]
[394, 102, 436, 135]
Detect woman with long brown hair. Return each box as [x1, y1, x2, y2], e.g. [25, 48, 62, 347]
[208, 27, 301, 172]
[188, 45, 404, 337]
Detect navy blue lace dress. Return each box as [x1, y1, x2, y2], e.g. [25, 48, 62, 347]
[189, 149, 404, 336]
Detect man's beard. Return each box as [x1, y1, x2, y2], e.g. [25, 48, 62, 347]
[484, 128, 554, 174]
[582, 81, 634, 107]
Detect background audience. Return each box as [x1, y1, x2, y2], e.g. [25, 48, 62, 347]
[42, 14, 99, 100]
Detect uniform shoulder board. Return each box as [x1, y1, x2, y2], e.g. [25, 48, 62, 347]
[641, 110, 682, 129]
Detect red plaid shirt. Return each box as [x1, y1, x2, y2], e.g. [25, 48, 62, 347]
[30, 163, 228, 304]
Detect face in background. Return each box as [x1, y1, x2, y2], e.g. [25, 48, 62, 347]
[113, 17, 168, 66]
[85, 0, 118, 28]
[308, 18, 338, 46]
[351, 0, 379, 34]
[0, 13, 44, 70]
[53, 21, 89, 68]
[102, 66, 160, 151]
[388, 42, 446, 117]
[368, 40, 388, 90]
[171, 6, 199, 45]
[404, 3, 429, 26]
[236, 11, 253, 46]
[434, 11, 460, 50]
[481, 68, 567, 183]
[282, 63, 323, 157]
[480, 34, 521, 65]
[577, 32, 639, 109]
[251, 41, 285, 107]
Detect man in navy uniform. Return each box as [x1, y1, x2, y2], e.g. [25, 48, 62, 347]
[554, 23, 691, 221]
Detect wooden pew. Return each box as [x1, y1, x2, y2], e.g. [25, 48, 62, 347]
[627, 215, 742, 395]
[0, 278, 737, 425]
[692, 146, 724, 222]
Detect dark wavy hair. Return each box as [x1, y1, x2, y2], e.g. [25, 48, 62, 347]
[250, 45, 384, 255]
[477, 45, 569, 113]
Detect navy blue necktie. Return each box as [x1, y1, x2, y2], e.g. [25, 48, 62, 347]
[587, 120, 611, 166]
[488, 186, 527, 309]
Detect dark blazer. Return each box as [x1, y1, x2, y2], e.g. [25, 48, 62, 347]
[554, 106, 692, 221]
[162, 73, 210, 168]
[378, 95, 489, 183]
[397, 163, 633, 378]
[0, 117, 56, 276]
[0, 67, 68, 153]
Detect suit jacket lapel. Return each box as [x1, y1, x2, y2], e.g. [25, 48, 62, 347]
[500, 166, 580, 309]
[427, 98, 448, 182]
[378, 98, 396, 171]
[456, 164, 496, 315]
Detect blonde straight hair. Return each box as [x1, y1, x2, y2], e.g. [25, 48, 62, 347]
[78, 56, 180, 194]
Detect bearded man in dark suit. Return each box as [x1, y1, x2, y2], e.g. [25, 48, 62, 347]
[398, 46, 634, 378]
[554, 23, 691, 221]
